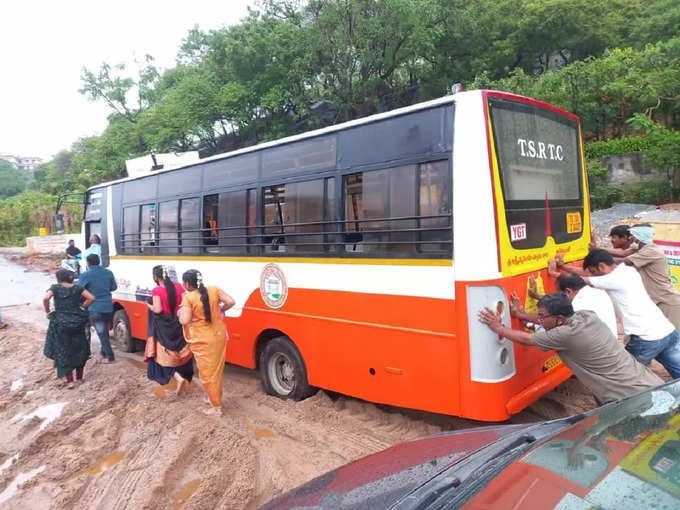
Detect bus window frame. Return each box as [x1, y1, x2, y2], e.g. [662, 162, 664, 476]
[486, 95, 585, 251]
[115, 105, 455, 259]
[487, 97, 584, 210]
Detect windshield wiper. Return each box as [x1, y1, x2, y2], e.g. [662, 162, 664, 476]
[393, 434, 537, 510]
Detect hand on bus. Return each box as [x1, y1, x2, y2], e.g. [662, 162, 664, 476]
[509, 293, 525, 317]
[527, 277, 542, 300]
[547, 258, 560, 278]
[478, 308, 502, 333]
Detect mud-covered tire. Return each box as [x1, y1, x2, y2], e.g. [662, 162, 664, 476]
[112, 309, 136, 353]
[259, 336, 317, 401]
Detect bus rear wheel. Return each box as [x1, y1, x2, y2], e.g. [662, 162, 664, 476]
[259, 336, 317, 401]
[112, 309, 136, 353]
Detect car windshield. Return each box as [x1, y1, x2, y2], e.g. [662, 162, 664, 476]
[459, 380, 680, 509]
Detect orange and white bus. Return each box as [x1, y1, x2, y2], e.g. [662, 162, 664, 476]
[79, 89, 590, 421]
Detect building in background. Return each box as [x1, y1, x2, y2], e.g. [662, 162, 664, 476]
[0, 153, 43, 175]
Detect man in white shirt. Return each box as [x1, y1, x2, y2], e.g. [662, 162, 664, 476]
[558, 274, 618, 337]
[509, 274, 618, 337]
[581, 249, 680, 379]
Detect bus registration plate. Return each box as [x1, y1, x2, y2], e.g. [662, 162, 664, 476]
[566, 212, 582, 233]
[543, 354, 562, 372]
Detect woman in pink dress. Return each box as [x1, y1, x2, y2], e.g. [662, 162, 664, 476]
[144, 265, 193, 394]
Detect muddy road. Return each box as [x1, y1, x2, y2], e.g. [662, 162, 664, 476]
[0, 255, 598, 509]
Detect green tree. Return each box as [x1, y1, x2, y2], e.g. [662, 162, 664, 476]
[628, 113, 680, 200]
[0, 160, 27, 199]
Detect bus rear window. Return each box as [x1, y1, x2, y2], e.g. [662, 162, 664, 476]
[488, 98, 584, 249]
[489, 99, 581, 203]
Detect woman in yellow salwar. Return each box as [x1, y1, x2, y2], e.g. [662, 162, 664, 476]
[178, 269, 235, 415]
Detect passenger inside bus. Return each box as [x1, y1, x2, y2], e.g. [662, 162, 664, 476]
[203, 195, 219, 251]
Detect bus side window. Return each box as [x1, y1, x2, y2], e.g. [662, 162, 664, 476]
[263, 185, 286, 252]
[343, 166, 417, 254]
[418, 161, 451, 253]
[344, 174, 364, 249]
[158, 200, 179, 254]
[342, 162, 451, 256]
[140, 204, 157, 253]
[123, 206, 139, 254]
[179, 198, 201, 254]
[263, 180, 328, 254]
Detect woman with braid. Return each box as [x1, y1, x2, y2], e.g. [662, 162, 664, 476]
[178, 269, 235, 415]
[145, 265, 193, 394]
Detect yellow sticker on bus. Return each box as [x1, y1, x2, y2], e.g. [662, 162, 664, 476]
[566, 212, 582, 234]
[542, 353, 563, 373]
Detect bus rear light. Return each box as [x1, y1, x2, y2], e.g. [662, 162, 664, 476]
[466, 285, 516, 383]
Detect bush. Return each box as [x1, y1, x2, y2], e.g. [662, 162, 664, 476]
[585, 136, 651, 158]
[587, 158, 609, 186]
[590, 183, 624, 209]
[621, 179, 673, 204]
[589, 178, 676, 210]
[0, 191, 82, 246]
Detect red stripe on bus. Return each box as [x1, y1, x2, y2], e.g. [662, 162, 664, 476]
[485, 90, 581, 122]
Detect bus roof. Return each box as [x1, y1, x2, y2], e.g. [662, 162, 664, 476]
[86, 89, 574, 191]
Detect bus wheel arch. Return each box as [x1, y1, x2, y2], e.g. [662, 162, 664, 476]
[112, 306, 136, 353]
[256, 331, 317, 401]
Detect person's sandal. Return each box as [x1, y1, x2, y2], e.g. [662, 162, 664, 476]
[67, 382, 75, 390]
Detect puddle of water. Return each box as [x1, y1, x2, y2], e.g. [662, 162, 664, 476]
[0, 465, 46, 505]
[0, 255, 55, 307]
[11, 379, 24, 392]
[0, 453, 19, 475]
[244, 419, 275, 440]
[11, 402, 67, 431]
[171, 479, 201, 510]
[81, 451, 126, 476]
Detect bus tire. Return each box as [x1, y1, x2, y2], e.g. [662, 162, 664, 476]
[259, 336, 317, 401]
[112, 309, 136, 353]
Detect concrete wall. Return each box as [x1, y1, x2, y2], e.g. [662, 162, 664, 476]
[25, 234, 83, 255]
[600, 152, 666, 185]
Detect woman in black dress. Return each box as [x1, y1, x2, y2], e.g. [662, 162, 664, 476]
[43, 269, 95, 389]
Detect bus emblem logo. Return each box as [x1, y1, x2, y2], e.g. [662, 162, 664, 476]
[260, 263, 288, 309]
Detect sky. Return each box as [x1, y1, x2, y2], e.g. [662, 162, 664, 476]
[0, 0, 256, 161]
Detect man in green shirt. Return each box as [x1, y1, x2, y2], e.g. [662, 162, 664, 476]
[478, 293, 662, 404]
[625, 224, 680, 331]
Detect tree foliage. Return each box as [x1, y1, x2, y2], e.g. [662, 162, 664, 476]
[27, 0, 680, 209]
[0, 160, 27, 200]
[0, 191, 81, 246]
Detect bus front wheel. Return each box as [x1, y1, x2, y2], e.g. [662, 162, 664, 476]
[259, 336, 317, 401]
[112, 309, 136, 353]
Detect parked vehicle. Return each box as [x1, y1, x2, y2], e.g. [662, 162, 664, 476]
[60, 256, 80, 277]
[264, 380, 680, 509]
